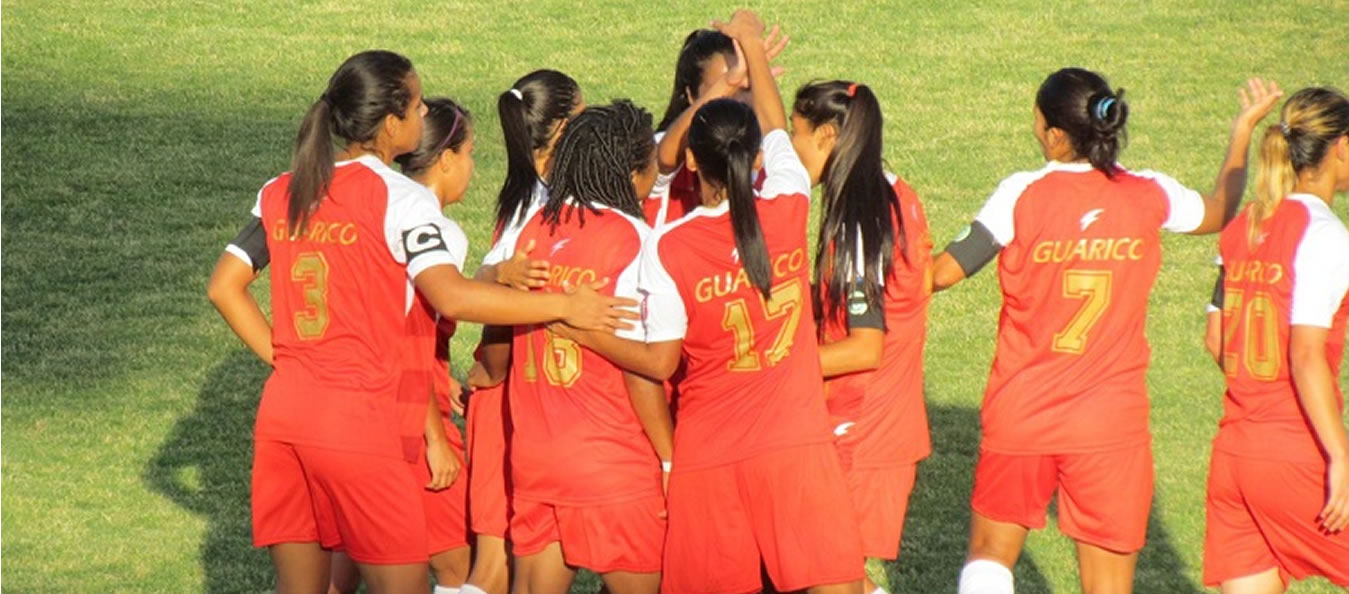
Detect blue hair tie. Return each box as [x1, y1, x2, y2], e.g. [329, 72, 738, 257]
[1095, 97, 1116, 120]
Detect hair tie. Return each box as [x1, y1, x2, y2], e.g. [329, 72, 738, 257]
[847, 83, 859, 98]
[429, 108, 464, 157]
[509, 88, 523, 100]
[1094, 97, 1116, 120]
[1279, 121, 1291, 137]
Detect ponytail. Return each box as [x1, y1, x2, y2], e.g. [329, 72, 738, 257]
[688, 99, 771, 299]
[495, 70, 581, 233]
[1037, 68, 1129, 178]
[286, 50, 415, 235]
[725, 138, 773, 299]
[288, 98, 335, 234]
[1250, 124, 1294, 243]
[794, 81, 900, 324]
[1249, 87, 1349, 244]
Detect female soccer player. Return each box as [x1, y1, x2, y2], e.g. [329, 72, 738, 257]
[1202, 87, 1349, 593]
[560, 11, 865, 593]
[501, 100, 665, 594]
[790, 80, 932, 594]
[645, 27, 786, 228]
[327, 98, 476, 594]
[205, 50, 635, 594]
[933, 70, 1282, 594]
[461, 69, 583, 594]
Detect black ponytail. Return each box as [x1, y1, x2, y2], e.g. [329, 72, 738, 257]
[496, 70, 581, 232]
[656, 29, 735, 132]
[793, 80, 900, 325]
[688, 99, 771, 299]
[1036, 67, 1129, 178]
[395, 97, 471, 176]
[289, 50, 414, 234]
[544, 100, 655, 227]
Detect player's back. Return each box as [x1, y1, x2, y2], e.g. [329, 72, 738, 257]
[650, 154, 831, 470]
[1215, 194, 1349, 463]
[983, 164, 1177, 454]
[257, 155, 451, 456]
[507, 204, 661, 505]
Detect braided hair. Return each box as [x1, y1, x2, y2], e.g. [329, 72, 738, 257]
[543, 99, 655, 228]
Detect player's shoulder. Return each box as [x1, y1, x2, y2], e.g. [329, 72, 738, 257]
[1289, 194, 1349, 247]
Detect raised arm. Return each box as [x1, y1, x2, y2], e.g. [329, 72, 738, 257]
[1187, 78, 1283, 235]
[713, 10, 786, 133]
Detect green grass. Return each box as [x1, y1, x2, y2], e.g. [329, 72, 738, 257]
[3, 0, 1348, 592]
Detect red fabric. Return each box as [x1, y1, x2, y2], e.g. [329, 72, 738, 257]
[847, 464, 917, 560]
[661, 443, 863, 594]
[256, 163, 409, 456]
[1203, 451, 1349, 587]
[251, 440, 428, 564]
[822, 175, 933, 469]
[657, 192, 833, 471]
[970, 445, 1154, 553]
[506, 207, 663, 505]
[1214, 200, 1349, 463]
[982, 169, 1176, 454]
[510, 495, 666, 573]
[466, 380, 511, 538]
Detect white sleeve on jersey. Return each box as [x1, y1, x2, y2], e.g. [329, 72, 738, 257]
[482, 182, 549, 266]
[385, 180, 468, 279]
[637, 228, 688, 342]
[1290, 211, 1349, 328]
[758, 129, 812, 200]
[612, 210, 652, 343]
[973, 168, 1049, 246]
[1134, 169, 1206, 233]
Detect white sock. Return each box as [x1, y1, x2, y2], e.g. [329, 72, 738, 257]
[432, 586, 460, 594]
[870, 587, 889, 594]
[459, 585, 488, 594]
[958, 559, 1014, 594]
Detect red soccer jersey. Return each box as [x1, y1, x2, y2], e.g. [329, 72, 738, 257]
[1213, 194, 1349, 464]
[506, 203, 662, 505]
[973, 162, 1207, 454]
[640, 129, 833, 471]
[247, 155, 467, 457]
[820, 173, 934, 469]
[397, 291, 467, 463]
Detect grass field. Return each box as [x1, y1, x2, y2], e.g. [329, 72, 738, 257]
[3, 0, 1348, 592]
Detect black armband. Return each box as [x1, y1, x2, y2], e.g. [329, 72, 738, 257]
[1210, 267, 1225, 310]
[228, 217, 270, 271]
[944, 220, 1001, 277]
[846, 288, 886, 331]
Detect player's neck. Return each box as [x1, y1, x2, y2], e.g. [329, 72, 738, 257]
[1293, 170, 1336, 206]
[336, 143, 393, 165]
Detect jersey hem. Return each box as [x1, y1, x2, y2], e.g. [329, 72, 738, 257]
[978, 435, 1150, 456]
[672, 435, 834, 472]
[252, 433, 404, 460]
[509, 486, 664, 507]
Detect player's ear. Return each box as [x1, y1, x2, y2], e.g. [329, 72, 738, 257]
[814, 122, 838, 154]
[684, 147, 700, 173]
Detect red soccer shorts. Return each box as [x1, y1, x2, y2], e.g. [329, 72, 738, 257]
[252, 440, 428, 564]
[416, 433, 471, 555]
[510, 495, 665, 573]
[970, 444, 1153, 553]
[662, 443, 864, 594]
[1204, 450, 1349, 587]
[466, 382, 510, 539]
[847, 464, 918, 560]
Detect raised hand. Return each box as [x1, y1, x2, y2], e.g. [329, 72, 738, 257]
[1232, 77, 1283, 135]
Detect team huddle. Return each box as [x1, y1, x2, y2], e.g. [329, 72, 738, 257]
[205, 9, 1349, 594]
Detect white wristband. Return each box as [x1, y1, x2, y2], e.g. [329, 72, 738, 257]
[661, 460, 672, 473]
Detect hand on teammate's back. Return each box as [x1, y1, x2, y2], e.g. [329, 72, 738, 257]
[496, 239, 550, 291]
[560, 277, 640, 332]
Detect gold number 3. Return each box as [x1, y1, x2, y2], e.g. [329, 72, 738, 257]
[291, 252, 330, 340]
[720, 278, 805, 372]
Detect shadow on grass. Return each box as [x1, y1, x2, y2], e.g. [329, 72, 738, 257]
[145, 350, 272, 593]
[883, 404, 1202, 593]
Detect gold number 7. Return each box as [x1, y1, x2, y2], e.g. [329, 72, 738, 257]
[1051, 269, 1112, 355]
